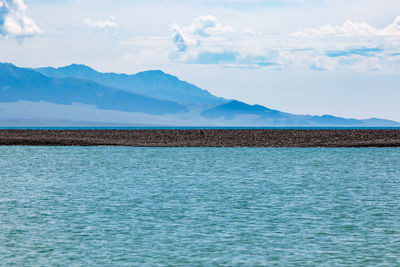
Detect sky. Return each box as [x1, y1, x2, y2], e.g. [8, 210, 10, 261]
[1, 0, 400, 121]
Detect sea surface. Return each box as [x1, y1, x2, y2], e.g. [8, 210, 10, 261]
[1, 147, 399, 266]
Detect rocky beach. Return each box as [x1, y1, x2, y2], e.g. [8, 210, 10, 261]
[0, 129, 399, 147]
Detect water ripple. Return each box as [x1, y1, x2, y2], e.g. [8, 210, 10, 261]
[0, 147, 399, 266]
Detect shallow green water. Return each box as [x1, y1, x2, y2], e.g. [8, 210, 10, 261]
[1, 147, 400, 266]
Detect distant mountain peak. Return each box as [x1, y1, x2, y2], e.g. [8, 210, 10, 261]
[0, 62, 16, 67]
[202, 100, 283, 120]
[58, 63, 97, 73]
[33, 64, 226, 105]
[135, 69, 171, 77]
[0, 63, 187, 115]
[63, 63, 94, 69]
[1, 62, 400, 126]
[138, 69, 165, 74]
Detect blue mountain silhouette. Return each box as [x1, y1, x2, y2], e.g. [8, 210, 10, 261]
[202, 100, 285, 120]
[34, 64, 225, 105]
[202, 100, 399, 126]
[0, 62, 399, 126]
[0, 63, 186, 115]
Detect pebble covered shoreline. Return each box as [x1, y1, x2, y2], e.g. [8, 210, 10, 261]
[0, 129, 400, 147]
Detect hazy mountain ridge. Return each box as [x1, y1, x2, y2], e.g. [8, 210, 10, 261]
[202, 100, 400, 126]
[202, 100, 287, 120]
[0, 63, 187, 115]
[0, 62, 399, 127]
[34, 64, 226, 106]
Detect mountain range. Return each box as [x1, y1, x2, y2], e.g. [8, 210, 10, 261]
[0, 62, 399, 127]
[35, 64, 225, 106]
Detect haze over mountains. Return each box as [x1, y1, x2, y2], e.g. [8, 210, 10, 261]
[35, 64, 225, 106]
[0, 62, 399, 127]
[0, 63, 186, 115]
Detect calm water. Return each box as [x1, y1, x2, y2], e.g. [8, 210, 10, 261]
[1, 147, 400, 266]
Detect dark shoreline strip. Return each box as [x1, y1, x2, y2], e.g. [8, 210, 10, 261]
[1, 129, 400, 147]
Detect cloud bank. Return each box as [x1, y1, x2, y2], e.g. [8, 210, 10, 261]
[169, 15, 400, 71]
[0, 0, 41, 39]
[294, 16, 400, 37]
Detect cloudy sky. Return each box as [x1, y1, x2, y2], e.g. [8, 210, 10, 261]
[1, 0, 400, 120]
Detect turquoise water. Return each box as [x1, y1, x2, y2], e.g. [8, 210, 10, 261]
[1, 147, 400, 266]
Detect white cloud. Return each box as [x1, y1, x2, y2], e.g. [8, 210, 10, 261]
[171, 23, 195, 52]
[169, 15, 400, 71]
[185, 15, 235, 36]
[171, 15, 242, 64]
[385, 16, 400, 35]
[171, 15, 235, 53]
[82, 17, 119, 30]
[0, 0, 42, 39]
[293, 16, 400, 37]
